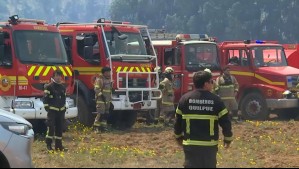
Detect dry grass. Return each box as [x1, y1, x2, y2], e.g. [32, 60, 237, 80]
[32, 120, 299, 168]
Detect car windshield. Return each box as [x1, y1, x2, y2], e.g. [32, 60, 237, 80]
[251, 46, 287, 67]
[185, 43, 220, 71]
[104, 31, 152, 60]
[14, 31, 68, 64]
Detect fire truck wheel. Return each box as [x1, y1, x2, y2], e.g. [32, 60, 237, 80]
[240, 93, 269, 120]
[76, 95, 94, 127]
[107, 110, 137, 129]
[275, 108, 299, 120]
[29, 120, 47, 134]
[121, 111, 137, 129]
[145, 110, 156, 125]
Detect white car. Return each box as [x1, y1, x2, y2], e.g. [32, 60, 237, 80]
[0, 109, 34, 168]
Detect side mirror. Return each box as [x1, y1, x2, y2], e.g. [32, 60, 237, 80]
[63, 37, 71, 48]
[0, 32, 4, 45]
[0, 33, 5, 66]
[0, 45, 4, 62]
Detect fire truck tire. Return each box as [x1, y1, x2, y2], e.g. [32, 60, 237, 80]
[275, 108, 299, 120]
[76, 95, 94, 127]
[240, 93, 269, 120]
[121, 111, 137, 129]
[145, 110, 156, 124]
[29, 120, 47, 134]
[108, 110, 137, 129]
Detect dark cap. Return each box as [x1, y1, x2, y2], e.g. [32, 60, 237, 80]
[53, 69, 63, 77]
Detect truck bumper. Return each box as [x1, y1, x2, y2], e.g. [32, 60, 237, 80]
[10, 97, 78, 119]
[112, 100, 158, 110]
[266, 98, 299, 109]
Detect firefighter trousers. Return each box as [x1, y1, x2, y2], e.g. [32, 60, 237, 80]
[94, 113, 109, 128]
[183, 145, 218, 168]
[45, 110, 65, 149]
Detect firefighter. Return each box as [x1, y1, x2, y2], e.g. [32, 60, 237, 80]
[214, 66, 241, 122]
[204, 68, 216, 94]
[174, 70, 233, 168]
[93, 67, 112, 132]
[152, 66, 163, 124]
[44, 70, 68, 152]
[159, 66, 175, 126]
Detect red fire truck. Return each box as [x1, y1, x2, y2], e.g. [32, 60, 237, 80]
[150, 30, 221, 104]
[58, 19, 160, 127]
[283, 44, 299, 69]
[219, 40, 299, 120]
[0, 15, 78, 125]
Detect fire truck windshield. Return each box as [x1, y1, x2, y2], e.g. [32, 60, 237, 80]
[105, 31, 150, 60]
[14, 31, 68, 64]
[185, 43, 220, 71]
[251, 46, 287, 67]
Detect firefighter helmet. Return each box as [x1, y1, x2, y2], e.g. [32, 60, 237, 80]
[204, 68, 212, 74]
[164, 67, 174, 74]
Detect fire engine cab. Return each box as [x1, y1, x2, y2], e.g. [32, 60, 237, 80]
[0, 15, 78, 122]
[150, 30, 221, 104]
[219, 40, 299, 120]
[58, 19, 160, 127]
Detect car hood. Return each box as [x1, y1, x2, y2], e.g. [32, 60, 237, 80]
[0, 109, 32, 127]
[257, 66, 299, 76]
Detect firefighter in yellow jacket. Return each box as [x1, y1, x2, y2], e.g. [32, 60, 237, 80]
[215, 66, 241, 122]
[93, 67, 112, 131]
[159, 67, 175, 126]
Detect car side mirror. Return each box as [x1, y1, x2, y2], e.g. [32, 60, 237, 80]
[0, 32, 4, 45]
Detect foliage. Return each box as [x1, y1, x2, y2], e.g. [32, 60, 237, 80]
[32, 120, 299, 167]
[1, 0, 111, 24]
[2, 0, 299, 42]
[110, 0, 299, 43]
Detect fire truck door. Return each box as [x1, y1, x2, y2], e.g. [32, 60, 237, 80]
[226, 49, 253, 96]
[161, 46, 183, 104]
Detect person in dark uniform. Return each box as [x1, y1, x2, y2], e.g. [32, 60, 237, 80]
[174, 70, 233, 168]
[44, 70, 68, 152]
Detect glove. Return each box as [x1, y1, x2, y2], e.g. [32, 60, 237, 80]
[109, 102, 114, 112]
[223, 140, 231, 149]
[101, 95, 106, 102]
[175, 136, 184, 147]
[45, 107, 50, 113]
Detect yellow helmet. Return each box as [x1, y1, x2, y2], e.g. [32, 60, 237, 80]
[164, 67, 174, 74]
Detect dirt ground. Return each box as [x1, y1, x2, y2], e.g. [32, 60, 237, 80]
[32, 117, 299, 168]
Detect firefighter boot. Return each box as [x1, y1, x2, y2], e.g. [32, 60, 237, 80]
[55, 139, 68, 152]
[45, 138, 53, 151]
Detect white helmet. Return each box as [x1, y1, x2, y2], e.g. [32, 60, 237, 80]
[164, 67, 174, 74]
[204, 68, 212, 74]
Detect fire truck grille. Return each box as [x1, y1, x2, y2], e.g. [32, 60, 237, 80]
[128, 91, 149, 102]
[122, 78, 147, 88]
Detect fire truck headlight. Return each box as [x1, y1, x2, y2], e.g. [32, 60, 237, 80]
[66, 99, 75, 108]
[12, 101, 34, 109]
